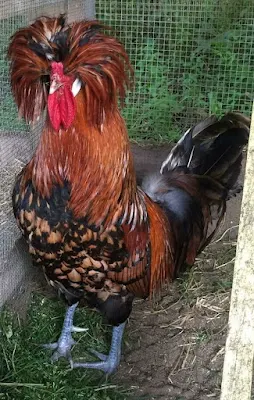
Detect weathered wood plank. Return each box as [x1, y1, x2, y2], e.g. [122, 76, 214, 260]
[220, 102, 254, 400]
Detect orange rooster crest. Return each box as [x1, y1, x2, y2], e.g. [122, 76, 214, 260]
[8, 15, 133, 129]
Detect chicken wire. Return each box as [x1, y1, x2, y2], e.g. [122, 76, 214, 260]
[0, 0, 95, 306]
[97, 0, 254, 142]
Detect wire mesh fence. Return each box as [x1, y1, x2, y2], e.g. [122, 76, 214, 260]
[0, 0, 254, 304]
[1, 1, 253, 139]
[97, 0, 254, 142]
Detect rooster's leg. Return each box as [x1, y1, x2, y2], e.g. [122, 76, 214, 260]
[43, 302, 87, 365]
[72, 322, 126, 375]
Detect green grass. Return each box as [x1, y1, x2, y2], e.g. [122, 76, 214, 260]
[0, 294, 132, 400]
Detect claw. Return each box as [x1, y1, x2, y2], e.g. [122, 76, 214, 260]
[72, 326, 88, 333]
[89, 349, 107, 361]
[42, 342, 59, 350]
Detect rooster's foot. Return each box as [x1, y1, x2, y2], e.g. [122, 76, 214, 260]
[72, 322, 126, 375]
[42, 303, 87, 366]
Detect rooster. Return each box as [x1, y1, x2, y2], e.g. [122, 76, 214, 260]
[8, 15, 249, 375]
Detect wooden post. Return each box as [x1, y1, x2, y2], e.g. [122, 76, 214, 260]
[220, 101, 254, 400]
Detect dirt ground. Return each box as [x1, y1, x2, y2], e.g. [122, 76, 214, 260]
[113, 144, 245, 400]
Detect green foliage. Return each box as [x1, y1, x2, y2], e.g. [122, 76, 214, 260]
[0, 16, 28, 133]
[98, 0, 254, 142]
[0, 295, 131, 400]
[123, 38, 183, 142]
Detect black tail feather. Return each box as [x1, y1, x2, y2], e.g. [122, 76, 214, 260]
[160, 112, 249, 193]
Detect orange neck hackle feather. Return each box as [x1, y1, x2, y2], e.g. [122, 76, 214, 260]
[23, 89, 138, 228]
[36, 92, 136, 225]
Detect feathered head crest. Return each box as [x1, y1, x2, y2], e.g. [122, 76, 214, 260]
[8, 15, 133, 130]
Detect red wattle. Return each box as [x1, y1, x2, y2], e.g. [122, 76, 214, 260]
[48, 62, 76, 132]
[48, 92, 61, 131]
[60, 86, 76, 129]
[48, 86, 75, 131]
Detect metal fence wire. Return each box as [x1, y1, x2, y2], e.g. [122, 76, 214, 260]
[0, 0, 253, 304]
[97, 0, 254, 142]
